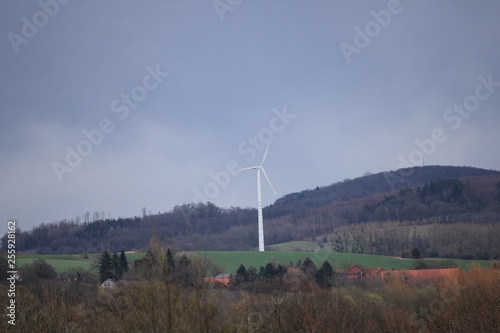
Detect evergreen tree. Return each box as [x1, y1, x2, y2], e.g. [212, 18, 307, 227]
[120, 250, 128, 273]
[112, 252, 122, 280]
[234, 264, 248, 285]
[98, 250, 113, 283]
[259, 263, 278, 280]
[301, 257, 317, 277]
[412, 248, 422, 259]
[315, 261, 334, 288]
[247, 266, 258, 282]
[276, 264, 286, 277]
[166, 247, 175, 274]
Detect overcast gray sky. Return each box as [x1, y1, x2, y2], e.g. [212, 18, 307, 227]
[1, 0, 500, 234]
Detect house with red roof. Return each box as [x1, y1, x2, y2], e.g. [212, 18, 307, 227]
[336, 264, 385, 280]
[204, 273, 231, 286]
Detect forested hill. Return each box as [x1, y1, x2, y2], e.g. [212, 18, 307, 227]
[268, 165, 500, 216]
[2, 165, 500, 255]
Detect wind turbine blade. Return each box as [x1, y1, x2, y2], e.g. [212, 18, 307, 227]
[260, 141, 271, 167]
[261, 167, 277, 195]
[240, 166, 257, 171]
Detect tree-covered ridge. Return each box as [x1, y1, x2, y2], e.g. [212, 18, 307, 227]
[357, 178, 492, 222]
[2, 166, 500, 256]
[269, 165, 500, 214]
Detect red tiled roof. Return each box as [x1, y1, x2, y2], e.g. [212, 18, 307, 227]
[344, 264, 364, 274]
[204, 275, 231, 286]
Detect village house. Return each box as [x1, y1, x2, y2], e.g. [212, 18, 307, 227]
[204, 273, 231, 286]
[100, 278, 117, 289]
[336, 264, 385, 280]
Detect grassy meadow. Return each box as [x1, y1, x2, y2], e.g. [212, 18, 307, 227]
[15, 252, 145, 273]
[195, 250, 490, 273]
[16, 244, 492, 274]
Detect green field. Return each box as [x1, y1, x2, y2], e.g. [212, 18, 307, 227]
[16, 254, 93, 272]
[16, 250, 490, 274]
[15, 252, 145, 273]
[196, 251, 490, 273]
[268, 241, 321, 252]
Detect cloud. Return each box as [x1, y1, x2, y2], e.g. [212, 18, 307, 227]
[1, 1, 500, 234]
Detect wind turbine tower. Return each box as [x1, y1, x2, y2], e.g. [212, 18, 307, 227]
[241, 141, 277, 252]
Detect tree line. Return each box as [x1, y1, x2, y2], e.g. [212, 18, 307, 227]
[231, 257, 338, 290]
[328, 221, 500, 260]
[2, 169, 500, 256]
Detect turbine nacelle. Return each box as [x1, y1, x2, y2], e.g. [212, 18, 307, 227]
[241, 166, 259, 171]
[240, 141, 277, 195]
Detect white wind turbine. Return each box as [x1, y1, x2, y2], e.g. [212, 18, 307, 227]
[241, 141, 277, 252]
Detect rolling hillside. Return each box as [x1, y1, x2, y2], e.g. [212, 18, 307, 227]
[268, 165, 500, 216]
[3, 165, 500, 258]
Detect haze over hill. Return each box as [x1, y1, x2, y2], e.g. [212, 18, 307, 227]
[3, 165, 500, 260]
